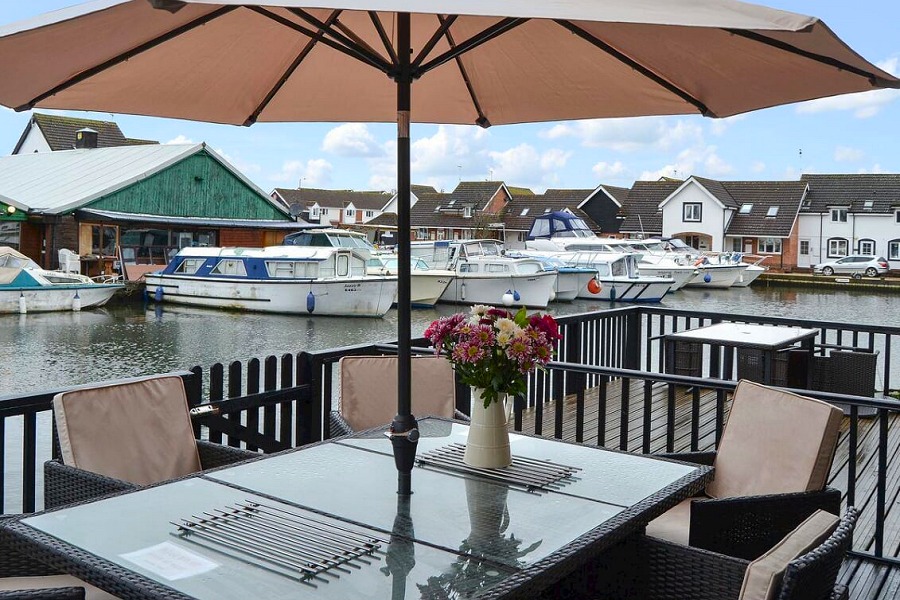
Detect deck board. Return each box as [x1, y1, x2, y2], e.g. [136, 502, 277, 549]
[509, 380, 900, 600]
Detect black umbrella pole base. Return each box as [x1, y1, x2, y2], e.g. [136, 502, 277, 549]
[389, 414, 420, 495]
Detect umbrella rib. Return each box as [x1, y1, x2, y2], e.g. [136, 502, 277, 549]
[416, 18, 527, 76]
[724, 29, 900, 88]
[249, 7, 391, 75]
[554, 20, 714, 117]
[431, 15, 489, 128]
[244, 10, 343, 126]
[411, 15, 458, 70]
[368, 11, 399, 66]
[18, 5, 238, 111]
[287, 8, 391, 70]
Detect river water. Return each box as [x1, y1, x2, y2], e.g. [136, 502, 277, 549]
[1, 283, 897, 398]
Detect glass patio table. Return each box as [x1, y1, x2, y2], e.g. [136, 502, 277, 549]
[2, 418, 711, 600]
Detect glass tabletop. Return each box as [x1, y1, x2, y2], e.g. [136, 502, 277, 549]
[337, 419, 698, 506]
[665, 322, 819, 348]
[206, 441, 623, 569]
[22, 478, 515, 600]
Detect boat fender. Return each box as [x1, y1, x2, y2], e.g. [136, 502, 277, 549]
[587, 278, 602, 295]
[154, 286, 164, 302]
[609, 285, 617, 302]
[307, 291, 316, 313]
[513, 289, 521, 302]
[18, 293, 26, 314]
[502, 290, 515, 306]
[703, 273, 712, 283]
[460, 282, 466, 301]
[72, 291, 81, 312]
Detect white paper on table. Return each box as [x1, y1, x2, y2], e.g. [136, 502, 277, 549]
[121, 541, 218, 580]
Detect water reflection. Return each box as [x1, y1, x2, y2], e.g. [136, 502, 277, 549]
[2, 285, 898, 397]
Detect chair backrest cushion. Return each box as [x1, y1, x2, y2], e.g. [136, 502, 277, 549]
[339, 355, 456, 431]
[738, 509, 840, 600]
[53, 375, 201, 485]
[707, 380, 842, 498]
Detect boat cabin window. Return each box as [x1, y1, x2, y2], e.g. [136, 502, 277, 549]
[516, 262, 543, 274]
[336, 253, 350, 277]
[266, 261, 313, 278]
[459, 263, 478, 273]
[611, 261, 626, 276]
[528, 219, 551, 238]
[211, 259, 247, 276]
[485, 263, 510, 273]
[175, 258, 205, 275]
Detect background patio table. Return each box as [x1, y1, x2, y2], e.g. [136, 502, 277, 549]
[1, 418, 711, 599]
[665, 322, 819, 386]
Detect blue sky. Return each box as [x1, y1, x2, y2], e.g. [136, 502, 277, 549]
[2, 1, 899, 195]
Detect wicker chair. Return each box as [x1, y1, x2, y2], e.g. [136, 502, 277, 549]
[0, 515, 115, 599]
[330, 355, 469, 437]
[647, 380, 844, 560]
[809, 350, 879, 417]
[635, 507, 857, 600]
[44, 374, 257, 509]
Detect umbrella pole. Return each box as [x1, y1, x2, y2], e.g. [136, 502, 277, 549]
[388, 12, 418, 496]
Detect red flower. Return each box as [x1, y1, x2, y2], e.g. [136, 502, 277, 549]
[529, 313, 561, 341]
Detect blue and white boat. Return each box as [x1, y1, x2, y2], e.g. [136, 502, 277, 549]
[145, 246, 397, 317]
[0, 246, 122, 314]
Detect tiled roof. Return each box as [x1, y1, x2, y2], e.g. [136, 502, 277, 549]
[410, 191, 502, 229]
[800, 174, 900, 214]
[720, 181, 806, 237]
[15, 113, 159, 152]
[273, 187, 391, 211]
[618, 180, 681, 234]
[364, 212, 397, 227]
[445, 181, 506, 210]
[502, 189, 598, 232]
[692, 176, 740, 209]
[597, 185, 630, 207]
[411, 184, 438, 196]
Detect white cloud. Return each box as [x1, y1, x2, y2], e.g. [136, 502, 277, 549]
[165, 134, 195, 144]
[487, 144, 572, 189]
[857, 164, 888, 174]
[592, 161, 626, 179]
[750, 161, 766, 173]
[709, 114, 746, 136]
[271, 158, 333, 186]
[322, 123, 384, 157]
[539, 117, 704, 152]
[411, 125, 489, 177]
[834, 146, 864, 163]
[214, 147, 262, 176]
[638, 145, 733, 181]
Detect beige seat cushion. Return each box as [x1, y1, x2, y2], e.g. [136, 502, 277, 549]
[53, 374, 202, 486]
[0, 574, 119, 599]
[707, 380, 843, 499]
[644, 497, 694, 545]
[339, 355, 456, 431]
[739, 509, 840, 600]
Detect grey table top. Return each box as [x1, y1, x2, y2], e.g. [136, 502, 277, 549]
[665, 322, 819, 349]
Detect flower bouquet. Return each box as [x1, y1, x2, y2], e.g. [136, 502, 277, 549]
[425, 305, 561, 468]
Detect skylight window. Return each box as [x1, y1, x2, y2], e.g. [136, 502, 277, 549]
[739, 203, 753, 214]
[766, 206, 779, 217]
[543, 208, 551, 213]
[864, 200, 874, 209]
[520, 208, 530, 216]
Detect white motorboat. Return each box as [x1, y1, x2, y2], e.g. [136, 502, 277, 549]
[708, 252, 768, 287]
[506, 251, 598, 302]
[0, 246, 122, 313]
[145, 246, 397, 317]
[419, 240, 556, 308]
[282, 227, 378, 258]
[558, 251, 674, 302]
[366, 254, 453, 308]
[628, 238, 747, 289]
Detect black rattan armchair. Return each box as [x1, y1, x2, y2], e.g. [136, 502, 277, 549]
[0, 516, 85, 600]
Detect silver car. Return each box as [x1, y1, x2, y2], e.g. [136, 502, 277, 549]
[813, 255, 889, 277]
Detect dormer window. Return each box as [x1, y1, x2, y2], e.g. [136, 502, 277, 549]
[463, 206, 473, 218]
[739, 203, 753, 214]
[831, 208, 848, 222]
[766, 206, 778, 218]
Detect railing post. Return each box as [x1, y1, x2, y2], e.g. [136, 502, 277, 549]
[624, 308, 641, 371]
[296, 352, 318, 445]
[564, 320, 582, 395]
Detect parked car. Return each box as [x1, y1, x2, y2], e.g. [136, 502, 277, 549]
[813, 255, 889, 277]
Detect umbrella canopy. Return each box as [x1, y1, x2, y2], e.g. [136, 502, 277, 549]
[0, 0, 896, 124]
[1, 0, 895, 494]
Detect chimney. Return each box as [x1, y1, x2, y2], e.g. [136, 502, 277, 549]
[75, 128, 98, 149]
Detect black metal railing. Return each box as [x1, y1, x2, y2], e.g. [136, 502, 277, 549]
[1, 306, 898, 568]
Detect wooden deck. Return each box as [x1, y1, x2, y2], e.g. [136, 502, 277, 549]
[511, 381, 900, 600]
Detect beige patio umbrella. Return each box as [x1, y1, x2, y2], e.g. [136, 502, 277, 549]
[1, 0, 895, 493]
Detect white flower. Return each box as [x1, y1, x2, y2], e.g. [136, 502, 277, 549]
[471, 304, 490, 317]
[495, 318, 522, 347]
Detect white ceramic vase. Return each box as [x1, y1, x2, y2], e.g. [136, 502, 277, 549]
[464, 387, 512, 469]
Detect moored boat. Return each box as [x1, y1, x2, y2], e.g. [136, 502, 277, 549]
[0, 246, 122, 313]
[558, 251, 674, 302]
[366, 254, 453, 308]
[145, 246, 397, 317]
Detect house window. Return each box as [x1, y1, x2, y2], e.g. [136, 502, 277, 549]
[864, 200, 874, 210]
[416, 228, 428, 240]
[344, 208, 355, 219]
[310, 207, 319, 218]
[463, 206, 473, 218]
[683, 203, 702, 222]
[90, 224, 118, 256]
[889, 240, 900, 260]
[0, 222, 21, 250]
[831, 208, 848, 223]
[437, 229, 445, 240]
[859, 239, 876, 255]
[739, 204, 752, 214]
[766, 206, 779, 218]
[759, 238, 782, 253]
[365, 210, 374, 218]
[731, 238, 742, 252]
[827, 238, 848, 257]
[799, 241, 810, 256]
